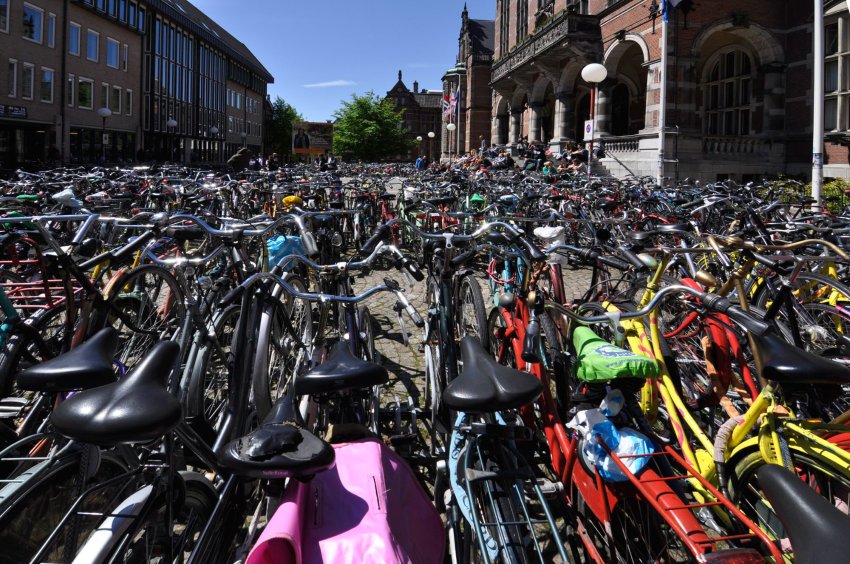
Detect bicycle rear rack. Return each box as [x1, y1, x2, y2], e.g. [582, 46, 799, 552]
[596, 437, 784, 561]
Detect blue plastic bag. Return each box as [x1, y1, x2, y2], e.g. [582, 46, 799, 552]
[267, 235, 304, 269]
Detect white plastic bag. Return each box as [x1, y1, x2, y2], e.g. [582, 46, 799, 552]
[534, 226, 569, 266]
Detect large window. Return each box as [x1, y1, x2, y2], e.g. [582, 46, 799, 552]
[78, 77, 93, 109]
[87, 29, 99, 62]
[516, 0, 528, 42]
[22, 63, 34, 99]
[111, 85, 121, 113]
[69, 22, 80, 55]
[498, 0, 509, 56]
[106, 38, 119, 68]
[0, 0, 8, 34]
[100, 82, 108, 109]
[703, 49, 753, 136]
[47, 12, 54, 47]
[7, 59, 16, 97]
[22, 3, 44, 43]
[824, 19, 848, 131]
[40, 67, 53, 103]
[125, 89, 132, 115]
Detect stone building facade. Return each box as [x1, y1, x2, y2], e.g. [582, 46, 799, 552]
[386, 70, 442, 161]
[490, 0, 849, 182]
[441, 4, 495, 159]
[0, 0, 271, 168]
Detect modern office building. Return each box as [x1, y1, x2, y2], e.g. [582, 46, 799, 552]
[0, 0, 271, 167]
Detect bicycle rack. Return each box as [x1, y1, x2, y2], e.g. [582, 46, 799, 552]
[596, 437, 784, 561]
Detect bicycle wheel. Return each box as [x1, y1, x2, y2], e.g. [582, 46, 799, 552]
[186, 304, 240, 433]
[252, 276, 313, 421]
[119, 478, 217, 563]
[357, 306, 381, 433]
[729, 447, 850, 553]
[96, 264, 185, 373]
[0, 451, 129, 563]
[458, 274, 489, 352]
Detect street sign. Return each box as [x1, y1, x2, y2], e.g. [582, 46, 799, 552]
[102, 133, 110, 145]
[583, 120, 593, 141]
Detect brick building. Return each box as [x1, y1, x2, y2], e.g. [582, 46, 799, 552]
[441, 4, 495, 159]
[386, 70, 442, 161]
[490, 0, 849, 182]
[0, 0, 271, 167]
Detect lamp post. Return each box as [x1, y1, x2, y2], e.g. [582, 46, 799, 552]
[581, 63, 607, 177]
[446, 123, 457, 165]
[209, 126, 219, 164]
[241, 131, 247, 149]
[812, 0, 825, 206]
[166, 117, 178, 163]
[416, 135, 423, 160]
[97, 107, 112, 163]
[428, 131, 435, 163]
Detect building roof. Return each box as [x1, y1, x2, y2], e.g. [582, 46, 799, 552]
[151, 0, 273, 83]
[413, 92, 442, 109]
[468, 19, 495, 56]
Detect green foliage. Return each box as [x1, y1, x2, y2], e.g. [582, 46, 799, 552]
[332, 92, 415, 161]
[822, 178, 850, 212]
[266, 97, 303, 158]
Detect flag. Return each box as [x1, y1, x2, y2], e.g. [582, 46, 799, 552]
[661, 0, 682, 23]
[442, 93, 451, 119]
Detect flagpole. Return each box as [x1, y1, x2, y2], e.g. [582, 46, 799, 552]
[657, 7, 668, 187]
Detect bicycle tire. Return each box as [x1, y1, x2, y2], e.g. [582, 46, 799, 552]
[116, 476, 218, 563]
[728, 447, 850, 552]
[458, 274, 489, 352]
[186, 303, 240, 433]
[0, 450, 129, 564]
[94, 264, 186, 373]
[251, 275, 312, 421]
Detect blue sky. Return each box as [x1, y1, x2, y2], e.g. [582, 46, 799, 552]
[193, 0, 494, 121]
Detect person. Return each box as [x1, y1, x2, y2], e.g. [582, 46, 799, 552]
[267, 153, 280, 170]
[568, 157, 588, 176]
[479, 135, 488, 156]
[294, 128, 310, 149]
[542, 161, 553, 176]
[327, 153, 337, 170]
[415, 155, 424, 170]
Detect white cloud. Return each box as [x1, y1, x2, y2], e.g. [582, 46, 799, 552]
[303, 79, 356, 88]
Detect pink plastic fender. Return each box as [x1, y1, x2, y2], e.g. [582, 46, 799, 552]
[247, 438, 444, 564]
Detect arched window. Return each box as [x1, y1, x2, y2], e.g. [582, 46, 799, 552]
[703, 50, 753, 136]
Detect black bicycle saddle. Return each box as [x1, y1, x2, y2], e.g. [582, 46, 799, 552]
[752, 332, 850, 386]
[443, 336, 542, 413]
[51, 340, 182, 446]
[220, 396, 335, 480]
[293, 341, 388, 396]
[758, 464, 850, 564]
[17, 327, 118, 393]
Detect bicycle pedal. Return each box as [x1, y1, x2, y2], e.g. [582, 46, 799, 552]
[534, 478, 564, 498]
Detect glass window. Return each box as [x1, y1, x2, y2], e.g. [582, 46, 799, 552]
[118, 0, 126, 21]
[703, 50, 755, 136]
[7, 59, 16, 97]
[78, 78, 93, 109]
[0, 0, 8, 33]
[125, 89, 132, 115]
[106, 38, 119, 68]
[22, 63, 34, 99]
[107, 0, 115, 17]
[111, 85, 121, 113]
[826, 23, 839, 57]
[40, 67, 53, 102]
[67, 73, 74, 106]
[47, 13, 55, 47]
[138, 6, 145, 32]
[128, 2, 136, 27]
[122, 44, 128, 71]
[96, 0, 104, 10]
[22, 3, 44, 43]
[100, 82, 108, 109]
[87, 30, 99, 62]
[69, 22, 80, 55]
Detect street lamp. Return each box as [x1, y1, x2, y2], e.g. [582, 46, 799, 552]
[97, 107, 112, 163]
[416, 135, 423, 159]
[166, 117, 178, 163]
[209, 126, 219, 163]
[241, 131, 247, 148]
[581, 63, 607, 177]
[427, 131, 435, 163]
[446, 123, 456, 164]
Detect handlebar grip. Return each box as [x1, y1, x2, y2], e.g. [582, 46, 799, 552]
[109, 231, 156, 265]
[406, 304, 424, 327]
[521, 318, 541, 363]
[401, 256, 425, 282]
[617, 245, 649, 271]
[597, 254, 633, 272]
[301, 232, 319, 257]
[451, 248, 477, 268]
[518, 235, 546, 261]
[701, 293, 771, 336]
[359, 224, 390, 256]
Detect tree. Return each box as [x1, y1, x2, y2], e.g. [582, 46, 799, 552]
[266, 97, 303, 159]
[332, 92, 415, 161]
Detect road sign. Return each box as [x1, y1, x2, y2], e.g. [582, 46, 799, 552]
[583, 120, 594, 141]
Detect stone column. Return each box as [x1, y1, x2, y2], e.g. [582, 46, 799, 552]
[550, 92, 575, 150]
[509, 108, 522, 145]
[493, 113, 505, 145]
[528, 102, 543, 143]
[595, 86, 612, 137]
[762, 63, 785, 135]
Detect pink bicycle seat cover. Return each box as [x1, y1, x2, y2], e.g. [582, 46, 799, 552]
[247, 438, 444, 564]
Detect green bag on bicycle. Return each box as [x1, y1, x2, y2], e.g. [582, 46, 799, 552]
[572, 326, 659, 382]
